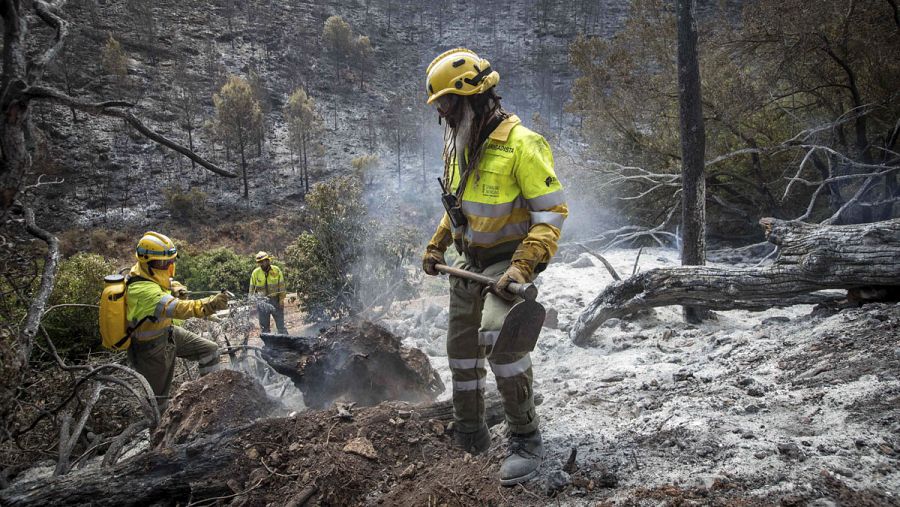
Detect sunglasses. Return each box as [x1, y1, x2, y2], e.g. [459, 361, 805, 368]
[149, 259, 176, 269]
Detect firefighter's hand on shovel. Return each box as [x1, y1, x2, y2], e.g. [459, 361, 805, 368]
[433, 264, 538, 301]
[433, 263, 544, 356]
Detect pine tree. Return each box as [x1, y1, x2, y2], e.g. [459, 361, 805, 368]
[213, 76, 263, 199]
[284, 87, 322, 193]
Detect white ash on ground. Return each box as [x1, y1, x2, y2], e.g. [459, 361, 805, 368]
[381, 247, 900, 503]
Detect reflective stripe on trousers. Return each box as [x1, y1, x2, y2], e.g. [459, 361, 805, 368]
[445, 251, 539, 435]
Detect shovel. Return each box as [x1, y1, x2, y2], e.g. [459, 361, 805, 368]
[434, 264, 546, 355]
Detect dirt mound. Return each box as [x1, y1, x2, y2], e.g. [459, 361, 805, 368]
[262, 321, 444, 408]
[152, 369, 281, 449]
[216, 401, 555, 506]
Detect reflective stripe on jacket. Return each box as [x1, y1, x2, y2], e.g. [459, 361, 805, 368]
[432, 114, 568, 270]
[125, 263, 210, 342]
[250, 265, 286, 299]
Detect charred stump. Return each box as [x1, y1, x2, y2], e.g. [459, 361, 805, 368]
[570, 218, 900, 346]
[261, 321, 445, 408]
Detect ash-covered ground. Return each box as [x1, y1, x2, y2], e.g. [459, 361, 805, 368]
[381, 247, 900, 504]
[8, 248, 898, 506]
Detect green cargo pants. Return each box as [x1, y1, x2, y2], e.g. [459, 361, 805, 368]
[446, 253, 539, 435]
[127, 326, 220, 410]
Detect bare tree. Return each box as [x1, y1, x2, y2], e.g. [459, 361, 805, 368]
[675, 0, 708, 323]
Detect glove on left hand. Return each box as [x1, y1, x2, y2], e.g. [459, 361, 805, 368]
[494, 264, 528, 301]
[171, 281, 188, 298]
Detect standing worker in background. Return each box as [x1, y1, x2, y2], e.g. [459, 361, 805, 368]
[250, 251, 288, 335]
[127, 232, 230, 411]
[421, 48, 568, 486]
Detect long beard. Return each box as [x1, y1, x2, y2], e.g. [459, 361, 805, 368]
[452, 102, 475, 167]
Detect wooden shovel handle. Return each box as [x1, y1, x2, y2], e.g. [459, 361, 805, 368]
[434, 264, 538, 301]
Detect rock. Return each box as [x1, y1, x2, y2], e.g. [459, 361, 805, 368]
[673, 370, 694, 382]
[595, 467, 618, 488]
[342, 437, 378, 460]
[399, 463, 416, 479]
[746, 387, 765, 397]
[247, 467, 267, 486]
[546, 470, 571, 495]
[430, 420, 445, 435]
[543, 308, 559, 329]
[245, 447, 260, 460]
[761, 316, 791, 325]
[830, 465, 854, 478]
[227, 478, 243, 494]
[777, 442, 806, 461]
[570, 255, 595, 268]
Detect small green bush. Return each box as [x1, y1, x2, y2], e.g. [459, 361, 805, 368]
[284, 175, 418, 319]
[165, 188, 208, 223]
[176, 246, 255, 296]
[43, 253, 117, 357]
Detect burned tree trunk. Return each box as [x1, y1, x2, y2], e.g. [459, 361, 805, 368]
[675, 0, 709, 324]
[570, 218, 900, 346]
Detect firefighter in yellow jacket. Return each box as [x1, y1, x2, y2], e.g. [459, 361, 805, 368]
[126, 232, 229, 411]
[422, 49, 568, 486]
[249, 251, 288, 334]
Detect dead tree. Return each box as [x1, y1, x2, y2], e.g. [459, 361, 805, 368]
[675, 0, 708, 323]
[569, 217, 900, 346]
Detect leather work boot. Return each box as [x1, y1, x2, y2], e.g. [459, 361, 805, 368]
[453, 423, 491, 455]
[500, 430, 544, 486]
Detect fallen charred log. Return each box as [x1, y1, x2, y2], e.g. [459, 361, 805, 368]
[261, 321, 445, 408]
[570, 218, 900, 346]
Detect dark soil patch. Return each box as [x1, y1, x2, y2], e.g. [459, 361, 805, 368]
[152, 369, 281, 449]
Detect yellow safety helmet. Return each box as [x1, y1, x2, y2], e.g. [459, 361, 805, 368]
[255, 251, 272, 263]
[135, 232, 177, 262]
[425, 48, 500, 104]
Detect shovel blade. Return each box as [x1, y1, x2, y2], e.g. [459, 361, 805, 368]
[492, 300, 546, 356]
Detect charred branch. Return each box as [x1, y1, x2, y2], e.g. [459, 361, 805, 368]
[22, 86, 236, 177]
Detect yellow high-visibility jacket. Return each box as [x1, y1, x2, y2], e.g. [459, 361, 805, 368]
[250, 265, 286, 302]
[428, 114, 568, 277]
[125, 263, 216, 343]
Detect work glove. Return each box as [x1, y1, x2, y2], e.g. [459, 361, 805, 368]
[201, 292, 230, 315]
[494, 264, 529, 301]
[170, 281, 188, 298]
[422, 246, 445, 276]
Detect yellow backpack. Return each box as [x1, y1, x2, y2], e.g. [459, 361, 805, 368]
[99, 274, 155, 350]
[99, 275, 131, 350]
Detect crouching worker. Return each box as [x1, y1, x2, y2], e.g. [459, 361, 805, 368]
[127, 232, 230, 410]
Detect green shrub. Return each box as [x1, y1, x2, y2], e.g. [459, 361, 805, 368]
[43, 253, 117, 357]
[285, 176, 366, 319]
[165, 188, 208, 223]
[176, 246, 255, 296]
[284, 175, 418, 319]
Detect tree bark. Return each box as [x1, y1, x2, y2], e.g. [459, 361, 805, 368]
[569, 217, 900, 346]
[675, 0, 708, 324]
